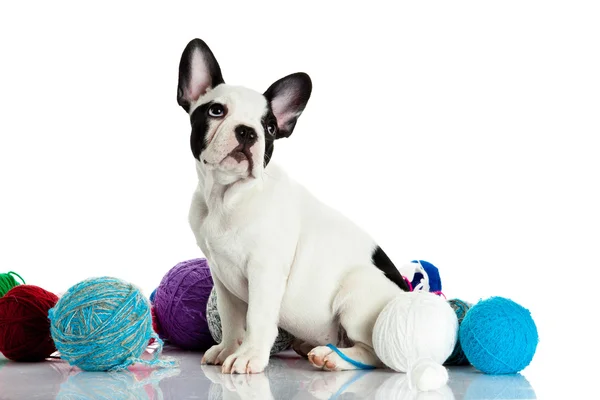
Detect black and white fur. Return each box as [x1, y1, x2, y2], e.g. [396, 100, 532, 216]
[178, 39, 409, 374]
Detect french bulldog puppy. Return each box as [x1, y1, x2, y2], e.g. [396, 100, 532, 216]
[177, 39, 408, 374]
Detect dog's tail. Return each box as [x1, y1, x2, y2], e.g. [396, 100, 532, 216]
[372, 291, 458, 391]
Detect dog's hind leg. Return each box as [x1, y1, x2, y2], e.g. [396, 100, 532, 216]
[308, 342, 380, 371]
[308, 267, 400, 371]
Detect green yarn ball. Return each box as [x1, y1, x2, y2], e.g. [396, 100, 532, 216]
[0, 272, 25, 298]
[444, 298, 473, 366]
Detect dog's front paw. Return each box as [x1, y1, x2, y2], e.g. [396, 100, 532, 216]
[222, 347, 269, 374]
[202, 343, 238, 365]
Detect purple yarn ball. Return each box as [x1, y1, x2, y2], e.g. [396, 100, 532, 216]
[154, 258, 216, 351]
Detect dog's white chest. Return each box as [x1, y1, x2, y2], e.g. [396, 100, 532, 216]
[190, 193, 250, 301]
[204, 237, 249, 301]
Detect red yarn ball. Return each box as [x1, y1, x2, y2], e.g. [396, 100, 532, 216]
[151, 305, 162, 336]
[0, 285, 59, 361]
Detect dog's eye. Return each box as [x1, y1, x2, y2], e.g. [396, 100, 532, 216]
[266, 122, 277, 136]
[208, 103, 226, 117]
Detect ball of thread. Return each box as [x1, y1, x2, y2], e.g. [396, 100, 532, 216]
[153, 259, 215, 351]
[0, 272, 25, 298]
[151, 306, 161, 338]
[459, 296, 538, 374]
[149, 288, 157, 304]
[410, 260, 442, 293]
[49, 276, 173, 371]
[444, 298, 473, 366]
[0, 285, 58, 361]
[372, 291, 458, 391]
[206, 287, 295, 354]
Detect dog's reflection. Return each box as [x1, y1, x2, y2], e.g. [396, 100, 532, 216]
[55, 366, 180, 399]
[202, 357, 457, 400]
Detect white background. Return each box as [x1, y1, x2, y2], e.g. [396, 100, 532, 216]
[1, 1, 598, 397]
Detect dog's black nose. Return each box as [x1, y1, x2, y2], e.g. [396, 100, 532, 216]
[235, 125, 257, 146]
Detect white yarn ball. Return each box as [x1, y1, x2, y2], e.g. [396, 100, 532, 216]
[373, 291, 458, 391]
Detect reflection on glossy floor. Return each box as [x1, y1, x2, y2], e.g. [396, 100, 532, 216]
[0, 346, 536, 400]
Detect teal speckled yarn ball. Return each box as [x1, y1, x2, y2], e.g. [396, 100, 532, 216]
[49, 277, 175, 371]
[459, 297, 538, 374]
[444, 298, 472, 366]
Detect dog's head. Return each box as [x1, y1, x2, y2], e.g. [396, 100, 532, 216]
[177, 39, 311, 184]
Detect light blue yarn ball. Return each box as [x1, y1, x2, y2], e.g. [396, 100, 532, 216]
[459, 297, 538, 375]
[49, 277, 164, 372]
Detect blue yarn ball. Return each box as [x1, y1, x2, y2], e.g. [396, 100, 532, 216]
[149, 288, 157, 303]
[459, 297, 538, 374]
[49, 277, 172, 371]
[410, 260, 442, 292]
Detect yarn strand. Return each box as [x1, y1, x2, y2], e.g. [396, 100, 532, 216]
[8, 272, 26, 284]
[120, 333, 176, 371]
[325, 344, 376, 370]
[0, 271, 26, 297]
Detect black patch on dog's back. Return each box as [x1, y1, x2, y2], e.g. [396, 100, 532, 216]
[372, 246, 410, 291]
[189, 103, 211, 160]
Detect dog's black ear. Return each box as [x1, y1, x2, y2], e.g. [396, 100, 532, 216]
[264, 72, 312, 139]
[177, 39, 224, 112]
